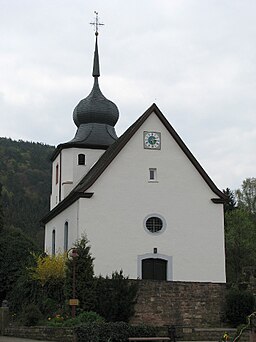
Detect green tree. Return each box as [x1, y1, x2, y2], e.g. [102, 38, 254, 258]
[0, 226, 39, 304]
[236, 177, 256, 215]
[225, 208, 256, 283]
[94, 271, 138, 322]
[225, 287, 255, 326]
[64, 236, 95, 311]
[7, 269, 43, 314]
[223, 188, 236, 213]
[0, 138, 54, 247]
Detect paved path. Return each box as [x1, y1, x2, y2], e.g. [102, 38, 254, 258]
[0, 337, 56, 342]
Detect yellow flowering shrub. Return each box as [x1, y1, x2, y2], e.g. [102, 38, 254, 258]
[30, 253, 66, 286]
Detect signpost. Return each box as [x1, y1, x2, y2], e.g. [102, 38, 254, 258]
[68, 248, 79, 318]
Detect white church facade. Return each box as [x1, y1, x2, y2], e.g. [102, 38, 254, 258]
[42, 31, 226, 283]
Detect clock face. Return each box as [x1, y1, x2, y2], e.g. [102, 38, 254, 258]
[144, 131, 161, 149]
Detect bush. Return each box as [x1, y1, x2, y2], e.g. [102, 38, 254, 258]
[40, 297, 61, 317]
[94, 271, 138, 322]
[75, 322, 157, 342]
[47, 312, 66, 326]
[21, 303, 43, 326]
[29, 253, 66, 305]
[225, 287, 255, 326]
[76, 311, 104, 323]
[129, 324, 157, 337]
[62, 311, 104, 327]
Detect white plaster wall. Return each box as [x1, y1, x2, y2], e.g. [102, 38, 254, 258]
[50, 148, 105, 209]
[72, 148, 105, 185]
[60, 148, 105, 200]
[60, 149, 74, 202]
[45, 201, 79, 254]
[77, 112, 226, 282]
[50, 155, 61, 209]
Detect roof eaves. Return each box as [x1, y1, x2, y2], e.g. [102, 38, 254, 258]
[50, 103, 225, 205]
[72, 104, 157, 193]
[211, 198, 227, 204]
[50, 143, 109, 162]
[41, 191, 93, 224]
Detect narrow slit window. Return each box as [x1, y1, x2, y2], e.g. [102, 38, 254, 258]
[52, 229, 56, 255]
[56, 164, 59, 184]
[64, 222, 68, 252]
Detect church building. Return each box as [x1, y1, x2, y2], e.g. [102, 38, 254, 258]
[42, 27, 226, 283]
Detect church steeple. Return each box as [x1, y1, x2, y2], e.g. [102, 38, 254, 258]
[92, 34, 100, 77]
[66, 13, 119, 149]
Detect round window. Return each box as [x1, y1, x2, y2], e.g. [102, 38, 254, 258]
[144, 215, 166, 234]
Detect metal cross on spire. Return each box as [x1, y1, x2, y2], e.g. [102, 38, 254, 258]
[90, 11, 104, 36]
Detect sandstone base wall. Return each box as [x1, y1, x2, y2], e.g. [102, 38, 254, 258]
[130, 280, 226, 328]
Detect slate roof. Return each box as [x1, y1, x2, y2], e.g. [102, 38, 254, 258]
[51, 34, 119, 162]
[42, 103, 226, 224]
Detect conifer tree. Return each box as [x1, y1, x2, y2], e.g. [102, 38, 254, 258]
[64, 236, 95, 311]
[0, 227, 38, 304]
[223, 188, 236, 213]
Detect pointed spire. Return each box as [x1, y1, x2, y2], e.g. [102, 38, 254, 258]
[67, 11, 119, 148]
[92, 34, 100, 77]
[90, 12, 104, 78]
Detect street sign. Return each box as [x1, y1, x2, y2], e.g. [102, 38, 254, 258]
[69, 299, 79, 306]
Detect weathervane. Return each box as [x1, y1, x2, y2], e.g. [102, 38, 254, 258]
[90, 11, 104, 36]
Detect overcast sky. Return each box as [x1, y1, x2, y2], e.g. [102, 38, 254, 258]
[0, 0, 255, 191]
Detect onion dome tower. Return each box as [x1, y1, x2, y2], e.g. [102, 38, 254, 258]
[65, 24, 119, 149]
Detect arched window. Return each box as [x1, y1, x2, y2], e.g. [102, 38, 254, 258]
[78, 154, 86, 165]
[55, 164, 59, 184]
[52, 229, 56, 255]
[64, 222, 68, 252]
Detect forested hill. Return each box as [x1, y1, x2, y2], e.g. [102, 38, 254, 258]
[0, 137, 55, 248]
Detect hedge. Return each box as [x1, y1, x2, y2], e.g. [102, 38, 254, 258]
[75, 322, 157, 342]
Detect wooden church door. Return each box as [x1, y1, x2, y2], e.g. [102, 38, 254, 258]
[142, 258, 167, 280]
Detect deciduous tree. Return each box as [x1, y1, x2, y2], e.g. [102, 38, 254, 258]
[236, 177, 256, 215]
[225, 208, 256, 283]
